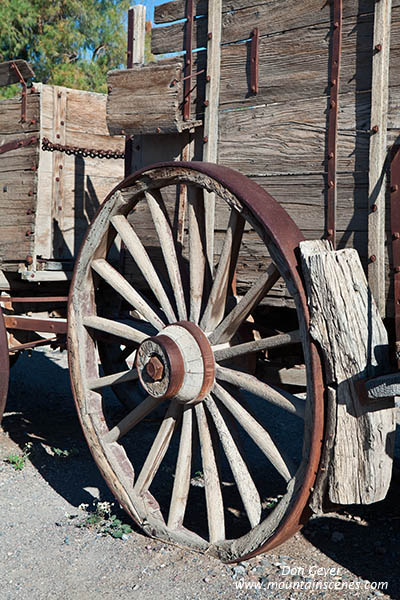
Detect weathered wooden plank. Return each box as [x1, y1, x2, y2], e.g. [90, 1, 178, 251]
[107, 59, 199, 135]
[0, 94, 40, 135]
[0, 60, 34, 87]
[152, 0, 397, 54]
[368, 0, 392, 315]
[300, 240, 396, 505]
[154, 0, 379, 25]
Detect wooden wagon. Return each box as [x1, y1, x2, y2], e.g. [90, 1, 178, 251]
[1, 0, 398, 562]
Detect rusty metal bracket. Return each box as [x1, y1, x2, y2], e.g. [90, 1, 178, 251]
[0, 136, 38, 156]
[183, 0, 194, 121]
[4, 315, 67, 335]
[250, 28, 260, 94]
[326, 0, 342, 248]
[10, 61, 27, 123]
[390, 144, 400, 365]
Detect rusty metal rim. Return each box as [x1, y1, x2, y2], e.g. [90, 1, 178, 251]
[0, 305, 10, 423]
[69, 161, 325, 558]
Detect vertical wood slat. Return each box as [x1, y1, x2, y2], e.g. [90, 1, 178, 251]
[203, 0, 222, 273]
[52, 88, 67, 256]
[368, 0, 392, 316]
[125, 5, 146, 178]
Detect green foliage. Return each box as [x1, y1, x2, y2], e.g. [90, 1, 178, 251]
[4, 442, 32, 470]
[51, 446, 79, 458]
[77, 500, 133, 539]
[0, 0, 137, 97]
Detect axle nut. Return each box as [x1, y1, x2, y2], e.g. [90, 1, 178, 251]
[146, 356, 164, 381]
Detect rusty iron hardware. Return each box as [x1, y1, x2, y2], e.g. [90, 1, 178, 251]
[250, 28, 260, 94]
[4, 315, 67, 334]
[0, 136, 38, 156]
[125, 6, 135, 177]
[41, 137, 124, 159]
[390, 144, 400, 367]
[10, 61, 27, 123]
[8, 336, 60, 353]
[326, 0, 342, 248]
[183, 0, 194, 121]
[3, 296, 68, 303]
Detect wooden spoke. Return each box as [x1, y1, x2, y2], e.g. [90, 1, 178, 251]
[204, 190, 215, 280]
[133, 401, 181, 496]
[216, 365, 305, 418]
[213, 329, 301, 362]
[167, 406, 193, 529]
[145, 190, 187, 320]
[200, 210, 245, 332]
[188, 187, 206, 323]
[213, 383, 294, 482]
[91, 258, 165, 330]
[208, 264, 281, 345]
[205, 396, 261, 528]
[104, 394, 164, 444]
[83, 315, 148, 344]
[111, 214, 177, 323]
[88, 366, 138, 391]
[195, 402, 225, 543]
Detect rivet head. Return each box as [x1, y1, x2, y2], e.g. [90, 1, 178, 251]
[391, 184, 398, 193]
[375, 44, 382, 52]
[328, 180, 335, 188]
[156, 127, 161, 134]
[328, 152, 334, 159]
[393, 232, 400, 240]
[203, 136, 209, 143]
[370, 255, 377, 263]
[208, 32, 212, 40]
[372, 125, 379, 133]
[371, 204, 378, 212]
[394, 266, 400, 273]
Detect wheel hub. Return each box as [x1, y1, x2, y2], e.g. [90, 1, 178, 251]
[136, 321, 215, 404]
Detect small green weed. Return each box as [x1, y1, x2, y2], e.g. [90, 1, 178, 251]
[51, 446, 79, 458]
[77, 500, 133, 539]
[4, 442, 32, 471]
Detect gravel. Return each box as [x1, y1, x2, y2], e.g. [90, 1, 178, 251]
[0, 348, 399, 599]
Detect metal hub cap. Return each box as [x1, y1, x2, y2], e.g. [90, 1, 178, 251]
[136, 321, 215, 404]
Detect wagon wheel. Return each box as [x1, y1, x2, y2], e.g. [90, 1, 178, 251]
[0, 305, 10, 423]
[68, 162, 324, 561]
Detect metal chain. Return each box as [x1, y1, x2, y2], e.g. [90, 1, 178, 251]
[41, 137, 125, 160]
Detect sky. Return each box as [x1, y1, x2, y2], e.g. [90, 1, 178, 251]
[139, 1, 158, 22]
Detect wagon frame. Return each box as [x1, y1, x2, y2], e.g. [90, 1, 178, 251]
[0, 0, 398, 562]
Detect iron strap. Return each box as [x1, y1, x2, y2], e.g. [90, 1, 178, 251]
[326, 0, 343, 248]
[183, 0, 194, 121]
[41, 137, 125, 160]
[0, 136, 38, 155]
[390, 145, 400, 364]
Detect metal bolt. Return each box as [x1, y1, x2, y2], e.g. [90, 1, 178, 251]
[59, 164, 63, 169]
[108, 85, 112, 93]
[327, 228, 334, 237]
[121, 129, 125, 135]
[28, 190, 33, 196]
[206, 75, 211, 83]
[57, 91, 62, 98]
[30, 119, 36, 125]
[331, 78, 336, 87]
[391, 184, 398, 193]
[204, 100, 209, 107]
[156, 127, 161, 133]
[55, 177, 60, 182]
[371, 125, 379, 133]
[251, 85, 257, 93]
[334, 21, 339, 28]
[203, 136, 209, 143]
[208, 32, 212, 40]
[60, 120, 64, 126]
[393, 232, 400, 240]
[146, 356, 164, 381]
[31, 165, 36, 171]
[25, 255, 33, 265]
[25, 230, 31, 237]
[375, 43, 382, 52]
[395, 266, 400, 273]
[328, 152, 334, 159]
[370, 255, 377, 263]
[56, 134, 60, 139]
[330, 100, 336, 109]
[371, 204, 378, 212]
[328, 180, 335, 188]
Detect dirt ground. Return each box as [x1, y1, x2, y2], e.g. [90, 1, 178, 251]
[0, 347, 399, 600]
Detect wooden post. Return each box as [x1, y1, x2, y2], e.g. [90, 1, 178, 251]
[368, 0, 392, 316]
[300, 240, 396, 508]
[203, 0, 222, 273]
[128, 5, 146, 65]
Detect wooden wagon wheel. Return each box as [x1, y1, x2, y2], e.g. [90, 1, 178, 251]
[68, 162, 324, 562]
[0, 305, 10, 423]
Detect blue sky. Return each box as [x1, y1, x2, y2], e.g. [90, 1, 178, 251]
[140, 1, 158, 22]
